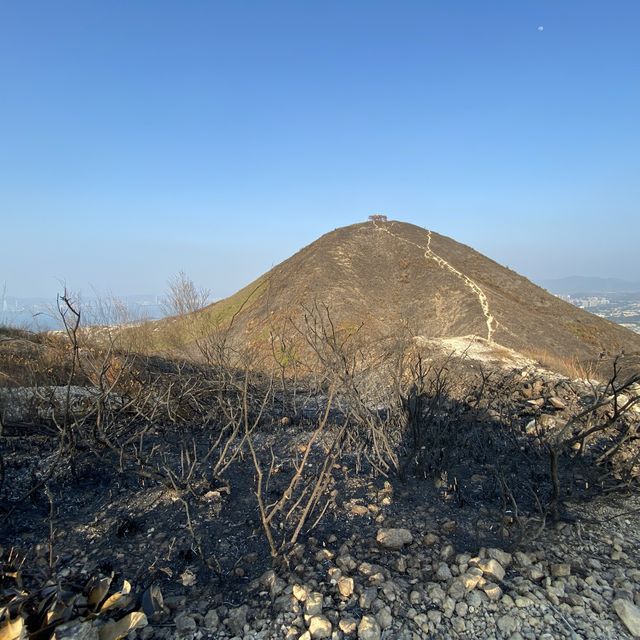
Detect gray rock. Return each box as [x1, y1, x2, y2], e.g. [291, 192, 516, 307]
[515, 596, 533, 608]
[448, 579, 467, 601]
[423, 533, 439, 546]
[482, 582, 503, 600]
[427, 583, 446, 603]
[293, 584, 310, 602]
[442, 520, 457, 533]
[376, 606, 393, 629]
[225, 605, 249, 636]
[175, 613, 197, 636]
[613, 599, 640, 637]
[514, 551, 533, 567]
[440, 544, 455, 561]
[488, 548, 512, 567]
[477, 558, 506, 581]
[497, 614, 518, 635]
[55, 621, 98, 640]
[164, 595, 187, 610]
[336, 555, 358, 572]
[467, 590, 483, 607]
[204, 609, 220, 630]
[436, 562, 453, 582]
[451, 617, 466, 633]
[359, 587, 378, 609]
[376, 528, 413, 550]
[138, 627, 155, 640]
[339, 617, 358, 634]
[305, 592, 324, 616]
[427, 610, 442, 625]
[358, 614, 382, 640]
[358, 562, 384, 577]
[528, 566, 545, 581]
[337, 576, 354, 598]
[307, 615, 332, 639]
[274, 594, 296, 613]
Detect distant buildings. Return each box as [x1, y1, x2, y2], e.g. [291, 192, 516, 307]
[556, 292, 640, 334]
[558, 294, 611, 308]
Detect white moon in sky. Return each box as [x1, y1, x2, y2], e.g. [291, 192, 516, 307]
[537, 26, 544, 31]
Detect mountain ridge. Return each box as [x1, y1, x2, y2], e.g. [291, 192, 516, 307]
[161, 220, 640, 367]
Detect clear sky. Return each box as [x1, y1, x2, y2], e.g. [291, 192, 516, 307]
[1, 1, 639, 299]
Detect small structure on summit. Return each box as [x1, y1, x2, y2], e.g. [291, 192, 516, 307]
[368, 214, 387, 222]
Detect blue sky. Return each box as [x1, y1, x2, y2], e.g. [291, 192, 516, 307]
[1, 1, 639, 299]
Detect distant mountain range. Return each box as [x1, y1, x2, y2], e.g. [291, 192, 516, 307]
[539, 277, 640, 295]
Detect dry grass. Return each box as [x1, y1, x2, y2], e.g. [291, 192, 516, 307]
[0, 326, 76, 388]
[520, 346, 599, 381]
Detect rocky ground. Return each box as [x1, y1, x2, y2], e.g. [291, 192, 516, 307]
[49, 489, 640, 639]
[3, 357, 640, 639]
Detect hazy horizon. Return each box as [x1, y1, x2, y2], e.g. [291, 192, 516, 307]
[2, 1, 639, 299]
[1, 216, 639, 301]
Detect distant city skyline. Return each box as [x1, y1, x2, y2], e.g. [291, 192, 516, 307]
[1, 1, 639, 298]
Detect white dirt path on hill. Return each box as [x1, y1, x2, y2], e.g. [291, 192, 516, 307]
[373, 221, 497, 343]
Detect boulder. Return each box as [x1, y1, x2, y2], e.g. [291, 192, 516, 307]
[435, 562, 453, 582]
[549, 396, 566, 410]
[293, 584, 310, 602]
[307, 615, 332, 639]
[174, 613, 197, 636]
[487, 548, 512, 567]
[613, 599, 640, 637]
[358, 614, 382, 640]
[477, 558, 505, 581]
[225, 605, 249, 636]
[497, 614, 518, 635]
[376, 528, 413, 549]
[304, 592, 324, 616]
[339, 617, 358, 634]
[203, 610, 219, 630]
[337, 576, 354, 598]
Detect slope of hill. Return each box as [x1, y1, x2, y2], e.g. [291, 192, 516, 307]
[162, 220, 640, 367]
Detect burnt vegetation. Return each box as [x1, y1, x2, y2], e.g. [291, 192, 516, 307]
[1, 283, 640, 638]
